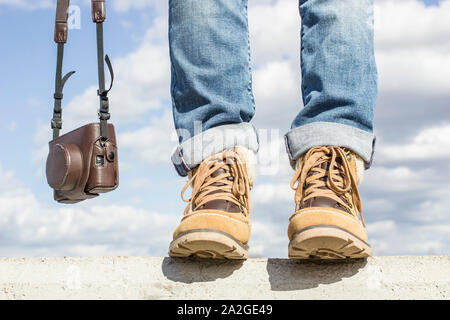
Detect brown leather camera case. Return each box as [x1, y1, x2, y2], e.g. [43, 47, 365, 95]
[46, 123, 119, 203]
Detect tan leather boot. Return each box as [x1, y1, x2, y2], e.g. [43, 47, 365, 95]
[169, 147, 254, 259]
[288, 146, 372, 259]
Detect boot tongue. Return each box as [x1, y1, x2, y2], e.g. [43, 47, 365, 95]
[196, 167, 241, 213]
[301, 158, 346, 210]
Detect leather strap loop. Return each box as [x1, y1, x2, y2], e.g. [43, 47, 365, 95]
[91, 0, 106, 23]
[54, 0, 70, 43]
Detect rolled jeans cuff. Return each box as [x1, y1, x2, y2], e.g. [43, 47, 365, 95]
[284, 122, 376, 170]
[171, 123, 259, 176]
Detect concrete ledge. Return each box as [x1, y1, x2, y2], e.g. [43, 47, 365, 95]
[0, 256, 448, 299]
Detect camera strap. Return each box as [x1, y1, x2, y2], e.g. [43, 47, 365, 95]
[52, 0, 75, 140]
[92, 0, 114, 143]
[51, 0, 114, 142]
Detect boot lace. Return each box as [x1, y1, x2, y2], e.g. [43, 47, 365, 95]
[290, 146, 365, 226]
[181, 149, 250, 216]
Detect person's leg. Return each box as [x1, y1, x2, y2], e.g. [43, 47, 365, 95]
[286, 0, 377, 259]
[285, 0, 377, 167]
[168, 0, 257, 259]
[169, 0, 258, 177]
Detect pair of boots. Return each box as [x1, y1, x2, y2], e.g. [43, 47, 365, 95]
[169, 146, 371, 260]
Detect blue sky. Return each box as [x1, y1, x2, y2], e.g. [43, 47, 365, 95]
[0, 0, 449, 258]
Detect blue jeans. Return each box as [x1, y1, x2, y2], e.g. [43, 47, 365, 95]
[169, 0, 377, 176]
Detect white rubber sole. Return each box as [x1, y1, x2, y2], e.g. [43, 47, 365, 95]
[288, 225, 372, 260]
[169, 229, 249, 260]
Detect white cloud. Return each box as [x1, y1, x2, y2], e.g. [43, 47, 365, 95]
[0, 162, 179, 257]
[61, 37, 171, 131]
[251, 60, 301, 130]
[378, 124, 450, 162]
[374, 0, 450, 93]
[112, 0, 159, 12]
[252, 183, 292, 205]
[249, 221, 286, 258]
[375, 0, 450, 50]
[364, 166, 437, 192]
[246, 0, 302, 131]
[366, 219, 396, 235]
[368, 223, 449, 256]
[248, 0, 300, 65]
[118, 111, 178, 165]
[376, 48, 450, 93]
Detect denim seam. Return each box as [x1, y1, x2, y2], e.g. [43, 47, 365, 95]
[244, 1, 256, 114]
[299, 2, 306, 106]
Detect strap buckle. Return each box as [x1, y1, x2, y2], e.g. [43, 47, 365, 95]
[51, 118, 62, 130]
